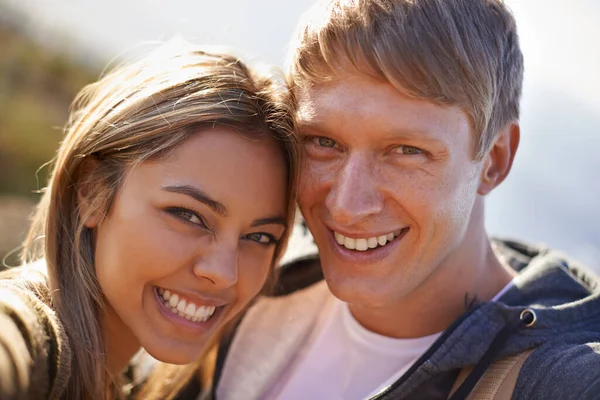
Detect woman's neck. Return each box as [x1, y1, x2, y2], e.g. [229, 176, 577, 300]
[101, 305, 141, 377]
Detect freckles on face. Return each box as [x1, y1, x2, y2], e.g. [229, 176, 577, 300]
[92, 127, 288, 364]
[295, 73, 483, 307]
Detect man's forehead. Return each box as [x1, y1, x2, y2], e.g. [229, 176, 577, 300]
[295, 89, 319, 126]
[294, 76, 474, 147]
[294, 74, 406, 128]
[294, 75, 364, 125]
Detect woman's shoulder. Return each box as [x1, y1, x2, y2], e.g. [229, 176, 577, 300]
[0, 261, 61, 353]
[0, 261, 71, 400]
[0, 261, 58, 346]
[0, 260, 51, 305]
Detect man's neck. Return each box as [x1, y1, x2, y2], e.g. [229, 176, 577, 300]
[347, 238, 516, 339]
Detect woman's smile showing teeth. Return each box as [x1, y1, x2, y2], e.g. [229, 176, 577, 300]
[155, 287, 220, 324]
[333, 228, 408, 251]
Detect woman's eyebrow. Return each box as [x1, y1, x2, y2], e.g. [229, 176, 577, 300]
[251, 216, 287, 228]
[162, 185, 227, 216]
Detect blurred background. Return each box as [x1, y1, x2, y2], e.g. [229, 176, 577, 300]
[0, 0, 598, 270]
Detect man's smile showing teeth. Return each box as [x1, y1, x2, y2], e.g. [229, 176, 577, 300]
[333, 229, 406, 251]
[156, 287, 217, 323]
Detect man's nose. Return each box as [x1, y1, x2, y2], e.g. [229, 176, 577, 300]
[192, 245, 238, 289]
[325, 153, 384, 226]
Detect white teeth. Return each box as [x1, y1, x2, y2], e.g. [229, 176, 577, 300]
[201, 307, 210, 321]
[207, 306, 216, 319]
[334, 229, 405, 251]
[169, 294, 179, 308]
[367, 237, 378, 248]
[355, 238, 368, 251]
[185, 303, 196, 317]
[194, 306, 207, 320]
[343, 237, 356, 250]
[159, 290, 219, 323]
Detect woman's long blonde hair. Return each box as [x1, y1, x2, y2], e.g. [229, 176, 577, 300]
[21, 40, 298, 399]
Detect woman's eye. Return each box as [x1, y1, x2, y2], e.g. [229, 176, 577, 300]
[244, 232, 278, 245]
[393, 145, 423, 155]
[313, 136, 338, 148]
[167, 207, 206, 227]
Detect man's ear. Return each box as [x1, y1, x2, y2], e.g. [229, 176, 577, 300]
[478, 122, 520, 195]
[77, 157, 102, 229]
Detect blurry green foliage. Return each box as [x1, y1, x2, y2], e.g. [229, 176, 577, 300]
[0, 21, 98, 197]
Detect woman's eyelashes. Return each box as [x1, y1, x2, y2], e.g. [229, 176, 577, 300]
[243, 232, 280, 246]
[165, 207, 280, 245]
[165, 206, 208, 229]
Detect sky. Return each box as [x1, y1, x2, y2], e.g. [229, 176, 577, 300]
[4, 0, 600, 268]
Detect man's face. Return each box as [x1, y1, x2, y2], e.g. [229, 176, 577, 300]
[296, 72, 486, 309]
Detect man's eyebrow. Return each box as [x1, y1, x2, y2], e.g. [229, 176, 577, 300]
[296, 121, 331, 137]
[162, 185, 227, 216]
[251, 216, 287, 228]
[297, 118, 324, 129]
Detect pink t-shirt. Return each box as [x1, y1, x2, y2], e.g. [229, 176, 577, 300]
[262, 281, 514, 400]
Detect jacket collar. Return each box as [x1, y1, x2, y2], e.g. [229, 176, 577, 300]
[216, 281, 329, 400]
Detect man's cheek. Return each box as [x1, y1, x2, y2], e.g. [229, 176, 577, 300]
[298, 164, 328, 201]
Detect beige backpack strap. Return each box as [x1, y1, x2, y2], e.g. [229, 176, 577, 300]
[449, 349, 534, 400]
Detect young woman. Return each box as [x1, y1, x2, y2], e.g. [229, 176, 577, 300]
[0, 40, 298, 399]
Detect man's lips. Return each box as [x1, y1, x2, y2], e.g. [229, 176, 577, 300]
[323, 226, 410, 265]
[331, 227, 408, 251]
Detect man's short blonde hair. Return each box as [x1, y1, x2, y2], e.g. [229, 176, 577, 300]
[289, 0, 524, 159]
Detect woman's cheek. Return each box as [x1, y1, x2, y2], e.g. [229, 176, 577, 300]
[238, 254, 273, 298]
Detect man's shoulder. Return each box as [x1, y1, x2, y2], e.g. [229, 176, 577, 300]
[516, 339, 600, 399]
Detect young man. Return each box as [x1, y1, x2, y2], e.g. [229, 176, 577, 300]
[183, 1, 600, 399]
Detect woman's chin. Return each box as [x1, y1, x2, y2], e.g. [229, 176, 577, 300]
[143, 342, 207, 365]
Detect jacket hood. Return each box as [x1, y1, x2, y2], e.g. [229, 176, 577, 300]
[439, 238, 600, 362]
[391, 238, 600, 399]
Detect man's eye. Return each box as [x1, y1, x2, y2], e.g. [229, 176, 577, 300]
[313, 136, 338, 148]
[244, 232, 278, 245]
[394, 145, 423, 155]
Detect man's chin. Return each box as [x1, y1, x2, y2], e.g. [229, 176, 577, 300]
[321, 265, 390, 305]
[319, 252, 421, 306]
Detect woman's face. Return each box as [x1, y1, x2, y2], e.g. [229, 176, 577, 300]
[86, 127, 288, 364]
